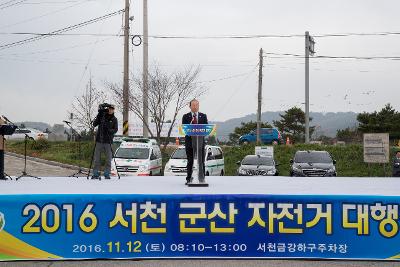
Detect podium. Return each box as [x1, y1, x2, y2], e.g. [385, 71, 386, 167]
[179, 124, 217, 187]
[0, 124, 17, 180]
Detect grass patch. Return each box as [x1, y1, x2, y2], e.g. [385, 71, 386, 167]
[5, 141, 397, 177]
[223, 144, 397, 177]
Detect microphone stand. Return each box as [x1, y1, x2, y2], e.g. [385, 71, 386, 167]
[63, 121, 88, 178]
[2, 116, 40, 181]
[3, 117, 40, 180]
[16, 132, 41, 181]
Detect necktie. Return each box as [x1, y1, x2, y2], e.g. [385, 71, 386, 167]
[192, 113, 197, 124]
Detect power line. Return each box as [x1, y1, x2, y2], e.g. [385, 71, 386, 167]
[264, 52, 400, 61]
[196, 71, 257, 84]
[0, 32, 121, 36]
[71, 0, 117, 99]
[146, 32, 400, 39]
[0, 0, 90, 30]
[214, 63, 259, 121]
[0, 0, 27, 10]
[2, 31, 400, 39]
[1, 37, 115, 56]
[0, 0, 18, 6]
[0, 9, 124, 50]
[20, 0, 92, 4]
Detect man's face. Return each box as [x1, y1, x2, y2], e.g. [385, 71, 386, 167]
[108, 108, 115, 115]
[396, 152, 400, 158]
[190, 100, 199, 113]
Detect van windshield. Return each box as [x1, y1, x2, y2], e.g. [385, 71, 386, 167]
[171, 148, 187, 159]
[115, 147, 149, 159]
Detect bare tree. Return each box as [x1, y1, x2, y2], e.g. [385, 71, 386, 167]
[108, 65, 205, 149]
[70, 76, 107, 135]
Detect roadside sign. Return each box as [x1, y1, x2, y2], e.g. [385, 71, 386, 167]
[255, 146, 274, 157]
[363, 133, 390, 163]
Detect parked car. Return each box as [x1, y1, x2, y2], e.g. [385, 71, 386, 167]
[111, 139, 162, 176]
[237, 155, 279, 176]
[164, 145, 225, 176]
[290, 150, 337, 177]
[239, 128, 282, 145]
[6, 128, 48, 141]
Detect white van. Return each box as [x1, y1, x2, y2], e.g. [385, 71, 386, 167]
[164, 145, 225, 176]
[111, 140, 162, 176]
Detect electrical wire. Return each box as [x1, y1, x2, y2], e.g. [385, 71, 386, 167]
[0, 0, 27, 10]
[213, 63, 259, 121]
[20, 0, 93, 4]
[2, 31, 400, 39]
[196, 71, 257, 84]
[71, 0, 117, 99]
[0, 0, 91, 30]
[1, 37, 115, 56]
[264, 52, 400, 61]
[0, 9, 124, 50]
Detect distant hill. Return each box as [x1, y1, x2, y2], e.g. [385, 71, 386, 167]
[17, 111, 358, 141]
[213, 111, 358, 141]
[15, 121, 52, 132]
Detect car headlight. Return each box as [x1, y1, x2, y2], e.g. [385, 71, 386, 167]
[292, 165, 302, 173]
[138, 165, 149, 172]
[326, 168, 336, 174]
[267, 169, 276, 175]
[165, 164, 171, 171]
[238, 168, 247, 175]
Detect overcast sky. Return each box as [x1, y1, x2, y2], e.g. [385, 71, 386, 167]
[0, 0, 399, 125]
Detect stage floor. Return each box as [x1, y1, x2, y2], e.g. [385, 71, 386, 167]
[1, 176, 399, 196]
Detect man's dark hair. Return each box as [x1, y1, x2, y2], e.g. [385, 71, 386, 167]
[189, 99, 198, 107]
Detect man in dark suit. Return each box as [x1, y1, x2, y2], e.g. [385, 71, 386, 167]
[182, 99, 208, 184]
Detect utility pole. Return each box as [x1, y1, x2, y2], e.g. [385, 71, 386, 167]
[305, 31, 315, 143]
[256, 48, 263, 145]
[142, 0, 149, 138]
[122, 0, 130, 136]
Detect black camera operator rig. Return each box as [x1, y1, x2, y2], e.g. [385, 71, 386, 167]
[87, 103, 120, 180]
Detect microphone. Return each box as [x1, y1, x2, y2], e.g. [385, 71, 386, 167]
[2, 115, 11, 123]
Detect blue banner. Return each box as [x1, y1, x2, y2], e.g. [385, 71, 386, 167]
[0, 194, 399, 260]
[179, 124, 217, 137]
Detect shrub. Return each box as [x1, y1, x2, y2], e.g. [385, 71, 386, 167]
[29, 139, 50, 150]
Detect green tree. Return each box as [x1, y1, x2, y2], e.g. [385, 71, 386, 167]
[229, 121, 271, 144]
[357, 104, 400, 139]
[336, 127, 362, 143]
[206, 135, 218, 145]
[316, 135, 335, 144]
[273, 107, 314, 143]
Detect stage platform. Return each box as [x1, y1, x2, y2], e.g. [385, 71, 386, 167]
[0, 176, 400, 261]
[1, 176, 400, 196]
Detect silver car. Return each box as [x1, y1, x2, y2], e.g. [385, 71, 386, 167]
[237, 155, 279, 176]
[6, 128, 48, 141]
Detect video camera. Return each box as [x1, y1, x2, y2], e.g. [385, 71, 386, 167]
[98, 103, 114, 113]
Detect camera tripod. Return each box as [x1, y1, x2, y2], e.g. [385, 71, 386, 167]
[0, 172, 12, 180]
[63, 121, 89, 178]
[87, 108, 120, 180]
